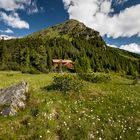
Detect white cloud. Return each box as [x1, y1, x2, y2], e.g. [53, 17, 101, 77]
[0, 12, 29, 29]
[108, 44, 118, 48]
[63, 0, 140, 38]
[108, 43, 140, 54]
[27, 1, 39, 15]
[0, 0, 40, 29]
[115, 0, 128, 4]
[0, 28, 14, 33]
[120, 43, 140, 54]
[0, 34, 21, 40]
[0, 0, 31, 11]
[0, 0, 39, 14]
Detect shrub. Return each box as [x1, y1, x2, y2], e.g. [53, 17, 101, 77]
[78, 73, 95, 82]
[79, 73, 111, 83]
[51, 74, 83, 93]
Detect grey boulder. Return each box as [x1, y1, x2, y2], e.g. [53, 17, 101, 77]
[0, 81, 28, 116]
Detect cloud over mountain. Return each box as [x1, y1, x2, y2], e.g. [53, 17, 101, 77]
[120, 43, 140, 54]
[109, 43, 140, 54]
[63, 0, 140, 38]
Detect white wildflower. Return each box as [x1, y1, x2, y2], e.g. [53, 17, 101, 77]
[96, 131, 99, 134]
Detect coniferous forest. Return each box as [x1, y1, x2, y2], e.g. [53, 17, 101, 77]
[0, 19, 140, 75]
[0, 36, 140, 75]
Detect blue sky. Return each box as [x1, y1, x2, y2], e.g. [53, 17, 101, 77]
[0, 0, 140, 53]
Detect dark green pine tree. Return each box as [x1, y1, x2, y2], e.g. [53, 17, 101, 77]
[1, 40, 8, 69]
[127, 63, 135, 76]
[36, 45, 47, 72]
[47, 48, 52, 71]
[74, 58, 82, 73]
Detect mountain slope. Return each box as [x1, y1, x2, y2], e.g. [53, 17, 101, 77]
[29, 19, 103, 41]
[0, 19, 140, 75]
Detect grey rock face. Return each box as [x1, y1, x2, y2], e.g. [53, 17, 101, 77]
[0, 81, 28, 116]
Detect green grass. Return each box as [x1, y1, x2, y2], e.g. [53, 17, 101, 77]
[0, 71, 140, 140]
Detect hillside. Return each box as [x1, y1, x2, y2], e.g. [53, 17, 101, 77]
[0, 19, 140, 75]
[29, 19, 103, 42]
[0, 71, 140, 139]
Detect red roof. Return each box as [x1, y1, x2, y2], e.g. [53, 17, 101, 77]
[52, 59, 73, 63]
[52, 59, 74, 69]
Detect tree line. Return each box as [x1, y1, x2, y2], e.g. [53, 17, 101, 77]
[0, 36, 139, 75]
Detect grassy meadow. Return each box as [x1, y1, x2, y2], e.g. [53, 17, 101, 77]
[0, 71, 140, 140]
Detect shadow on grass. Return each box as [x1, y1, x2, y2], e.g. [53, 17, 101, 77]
[116, 81, 140, 86]
[41, 85, 54, 91]
[116, 83, 132, 86]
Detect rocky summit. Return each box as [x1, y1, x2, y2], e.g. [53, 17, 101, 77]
[0, 81, 28, 116]
[29, 19, 103, 41]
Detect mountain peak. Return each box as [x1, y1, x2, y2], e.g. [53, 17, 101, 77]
[64, 19, 85, 26]
[60, 19, 87, 31]
[29, 19, 100, 41]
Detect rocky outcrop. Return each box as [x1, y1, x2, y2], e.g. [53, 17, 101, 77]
[0, 81, 28, 116]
